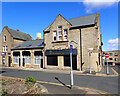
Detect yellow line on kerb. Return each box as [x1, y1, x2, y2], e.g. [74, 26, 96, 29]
[1, 76, 110, 94]
[111, 68, 119, 76]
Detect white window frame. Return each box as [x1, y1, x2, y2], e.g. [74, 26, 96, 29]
[53, 31, 57, 41]
[3, 46, 5, 52]
[34, 56, 43, 65]
[24, 56, 31, 65]
[4, 36, 6, 42]
[58, 26, 62, 41]
[114, 53, 118, 56]
[5, 46, 7, 52]
[64, 29, 68, 41]
[115, 58, 118, 61]
[13, 56, 19, 64]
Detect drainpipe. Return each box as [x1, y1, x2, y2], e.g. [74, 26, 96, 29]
[79, 29, 82, 71]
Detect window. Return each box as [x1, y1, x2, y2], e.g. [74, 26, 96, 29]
[34, 56, 43, 65]
[24, 56, 31, 64]
[2, 56, 5, 64]
[114, 53, 118, 56]
[64, 29, 68, 41]
[58, 26, 62, 41]
[4, 36, 6, 42]
[13, 56, 19, 64]
[115, 58, 118, 61]
[3, 46, 5, 52]
[109, 53, 112, 56]
[109, 58, 113, 60]
[5, 46, 7, 52]
[53, 31, 57, 41]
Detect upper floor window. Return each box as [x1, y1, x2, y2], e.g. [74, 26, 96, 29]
[58, 26, 62, 41]
[114, 53, 118, 56]
[3, 46, 5, 52]
[4, 36, 6, 42]
[115, 58, 118, 61]
[109, 53, 112, 56]
[6, 46, 7, 52]
[109, 58, 113, 60]
[53, 31, 57, 41]
[64, 29, 68, 41]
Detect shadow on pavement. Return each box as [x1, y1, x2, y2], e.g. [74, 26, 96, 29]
[55, 77, 71, 89]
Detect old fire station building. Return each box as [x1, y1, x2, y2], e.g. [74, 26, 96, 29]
[44, 13, 103, 72]
[0, 13, 103, 72]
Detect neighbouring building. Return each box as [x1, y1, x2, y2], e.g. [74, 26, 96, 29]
[105, 50, 120, 65]
[44, 13, 103, 72]
[0, 26, 33, 67]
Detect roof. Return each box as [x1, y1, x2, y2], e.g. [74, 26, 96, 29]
[6, 27, 32, 41]
[11, 39, 44, 50]
[68, 14, 97, 28]
[44, 14, 98, 32]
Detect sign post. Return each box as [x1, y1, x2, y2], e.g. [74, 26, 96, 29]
[69, 40, 78, 89]
[88, 48, 93, 74]
[105, 53, 109, 75]
[70, 44, 73, 89]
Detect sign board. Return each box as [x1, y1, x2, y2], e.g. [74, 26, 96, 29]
[1, 53, 6, 56]
[70, 45, 73, 53]
[8, 53, 11, 55]
[45, 49, 77, 56]
[105, 53, 109, 58]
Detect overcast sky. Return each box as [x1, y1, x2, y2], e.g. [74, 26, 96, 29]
[1, 1, 119, 51]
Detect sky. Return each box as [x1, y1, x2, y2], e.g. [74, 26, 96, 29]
[0, 1, 119, 51]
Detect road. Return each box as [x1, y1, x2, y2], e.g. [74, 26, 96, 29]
[1, 65, 119, 94]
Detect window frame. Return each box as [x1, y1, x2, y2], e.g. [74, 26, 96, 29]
[63, 29, 68, 41]
[53, 30, 57, 41]
[4, 36, 6, 42]
[58, 26, 63, 41]
[114, 53, 118, 56]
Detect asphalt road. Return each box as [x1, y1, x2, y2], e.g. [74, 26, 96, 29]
[1, 65, 119, 94]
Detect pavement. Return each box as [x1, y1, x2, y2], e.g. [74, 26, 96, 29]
[0, 65, 119, 95]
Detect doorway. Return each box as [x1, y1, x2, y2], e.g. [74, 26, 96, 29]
[8, 56, 11, 67]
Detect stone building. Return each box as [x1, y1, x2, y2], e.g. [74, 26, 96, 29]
[44, 13, 103, 72]
[105, 50, 120, 65]
[0, 26, 33, 67]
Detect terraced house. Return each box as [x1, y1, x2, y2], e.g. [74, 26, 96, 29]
[44, 13, 103, 72]
[0, 26, 33, 67]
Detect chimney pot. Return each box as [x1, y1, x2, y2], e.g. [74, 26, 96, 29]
[17, 29, 19, 31]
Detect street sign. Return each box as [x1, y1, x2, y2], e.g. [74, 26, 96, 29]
[105, 53, 109, 58]
[70, 45, 73, 53]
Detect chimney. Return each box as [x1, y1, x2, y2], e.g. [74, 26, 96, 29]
[36, 33, 42, 40]
[17, 29, 19, 31]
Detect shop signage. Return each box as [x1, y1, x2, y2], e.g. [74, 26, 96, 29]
[45, 49, 77, 56]
[1, 53, 6, 56]
[8, 53, 11, 55]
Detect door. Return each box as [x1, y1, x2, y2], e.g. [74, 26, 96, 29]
[41, 56, 43, 68]
[8, 56, 11, 67]
[64, 55, 77, 70]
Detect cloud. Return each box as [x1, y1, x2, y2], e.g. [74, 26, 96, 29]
[83, 0, 118, 13]
[107, 38, 120, 50]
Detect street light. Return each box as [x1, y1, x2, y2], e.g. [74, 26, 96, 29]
[70, 40, 78, 89]
[88, 48, 93, 74]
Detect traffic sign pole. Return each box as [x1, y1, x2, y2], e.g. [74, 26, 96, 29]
[105, 53, 109, 75]
[70, 44, 73, 89]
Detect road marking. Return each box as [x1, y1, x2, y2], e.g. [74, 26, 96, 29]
[1, 76, 110, 94]
[111, 68, 119, 76]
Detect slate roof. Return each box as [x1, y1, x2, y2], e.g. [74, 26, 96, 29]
[11, 39, 44, 50]
[6, 27, 32, 41]
[68, 14, 97, 28]
[44, 14, 97, 32]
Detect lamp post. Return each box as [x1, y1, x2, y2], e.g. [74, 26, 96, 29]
[88, 48, 93, 74]
[70, 40, 78, 89]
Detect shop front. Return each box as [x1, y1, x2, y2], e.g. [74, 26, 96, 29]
[45, 49, 77, 70]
